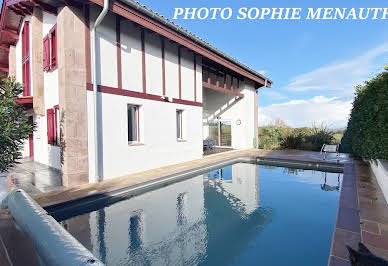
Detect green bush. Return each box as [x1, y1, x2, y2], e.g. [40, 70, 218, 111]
[340, 70, 388, 159]
[259, 122, 337, 151]
[306, 123, 335, 151]
[258, 125, 284, 149]
[0, 77, 34, 172]
[280, 131, 304, 149]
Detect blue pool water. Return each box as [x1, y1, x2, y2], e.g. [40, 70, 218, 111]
[55, 162, 342, 266]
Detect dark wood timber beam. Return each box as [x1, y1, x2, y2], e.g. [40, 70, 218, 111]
[0, 65, 9, 73]
[1, 29, 19, 40]
[16, 3, 32, 15]
[203, 81, 244, 98]
[8, 6, 25, 16]
[0, 46, 10, 52]
[29, 0, 57, 14]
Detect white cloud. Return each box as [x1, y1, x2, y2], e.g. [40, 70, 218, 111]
[259, 96, 352, 128]
[258, 70, 267, 75]
[286, 42, 388, 94]
[261, 90, 288, 100]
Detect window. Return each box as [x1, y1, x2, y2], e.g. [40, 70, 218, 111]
[128, 105, 139, 143]
[22, 21, 30, 96]
[176, 110, 183, 140]
[47, 105, 60, 145]
[43, 24, 57, 72]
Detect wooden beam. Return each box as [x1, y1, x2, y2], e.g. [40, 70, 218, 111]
[193, 53, 196, 102]
[116, 15, 122, 89]
[0, 46, 10, 52]
[141, 28, 146, 93]
[84, 4, 91, 84]
[203, 81, 244, 98]
[161, 37, 165, 96]
[0, 67, 9, 73]
[1, 29, 19, 40]
[16, 3, 32, 15]
[8, 6, 25, 16]
[6, 0, 24, 7]
[4, 25, 19, 32]
[29, 0, 57, 15]
[178, 46, 181, 99]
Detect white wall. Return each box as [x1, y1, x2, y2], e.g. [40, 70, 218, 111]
[91, 6, 118, 88]
[203, 79, 256, 149]
[87, 91, 203, 180]
[120, 20, 142, 92]
[145, 31, 163, 95]
[370, 159, 388, 204]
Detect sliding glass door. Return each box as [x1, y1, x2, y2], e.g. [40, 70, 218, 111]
[208, 121, 232, 147]
[220, 121, 232, 146]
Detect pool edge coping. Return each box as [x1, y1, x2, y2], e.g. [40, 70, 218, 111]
[328, 159, 360, 266]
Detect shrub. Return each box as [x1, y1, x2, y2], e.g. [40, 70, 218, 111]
[306, 123, 335, 151]
[0, 77, 34, 172]
[280, 131, 304, 149]
[340, 70, 388, 159]
[258, 125, 284, 149]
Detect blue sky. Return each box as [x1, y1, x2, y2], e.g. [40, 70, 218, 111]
[141, 0, 388, 128]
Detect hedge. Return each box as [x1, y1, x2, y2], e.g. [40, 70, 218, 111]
[340, 69, 388, 159]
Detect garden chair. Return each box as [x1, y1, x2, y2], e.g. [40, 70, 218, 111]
[320, 144, 340, 161]
[203, 138, 215, 151]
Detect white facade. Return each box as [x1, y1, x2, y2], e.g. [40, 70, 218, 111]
[12, 5, 265, 184]
[88, 7, 204, 180]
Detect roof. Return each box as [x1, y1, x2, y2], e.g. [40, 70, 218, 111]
[118, 0, 272, 86]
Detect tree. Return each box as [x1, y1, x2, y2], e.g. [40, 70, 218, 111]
[0, 77, 34, 172]
[341, 68, 388, 159]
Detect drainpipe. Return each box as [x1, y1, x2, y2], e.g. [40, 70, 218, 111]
[91, 0, 109, 182]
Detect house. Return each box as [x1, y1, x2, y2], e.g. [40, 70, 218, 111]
[0, 0, 272, 186]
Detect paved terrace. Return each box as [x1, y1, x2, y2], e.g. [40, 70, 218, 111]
[0, 149, 387, 266]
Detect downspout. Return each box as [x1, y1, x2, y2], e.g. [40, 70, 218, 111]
[91, 0, 109, 182]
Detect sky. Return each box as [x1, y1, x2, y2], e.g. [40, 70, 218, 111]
[140, 0, 388, 128]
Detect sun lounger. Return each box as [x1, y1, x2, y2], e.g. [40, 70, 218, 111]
[320, 144, 339, 161]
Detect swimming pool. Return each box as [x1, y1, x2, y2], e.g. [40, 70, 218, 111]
[52, 161, 343, 266]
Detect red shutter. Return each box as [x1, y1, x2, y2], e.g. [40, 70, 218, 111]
[53, 105, 59, 145]
[47, 109, 54, 145]
[22, 21, 31, 96]
[43, 35, 50, 71]
[50, 25, 57, 70]
[22, 61, 31, 96]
